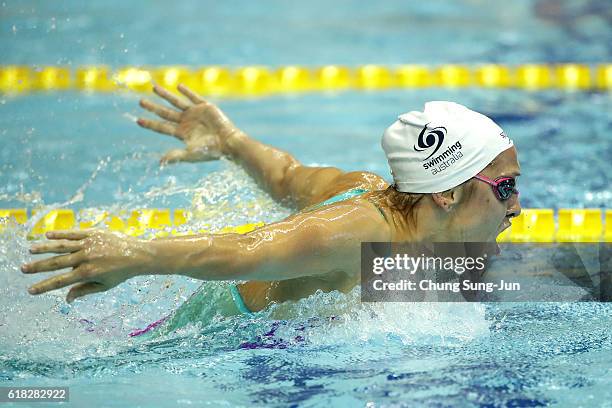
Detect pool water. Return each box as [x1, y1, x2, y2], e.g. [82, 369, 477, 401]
[1, 0, 612, 406]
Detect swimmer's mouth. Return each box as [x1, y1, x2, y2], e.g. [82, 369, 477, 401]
[498, 219, 512, 234]
[495, 220, 512, 255]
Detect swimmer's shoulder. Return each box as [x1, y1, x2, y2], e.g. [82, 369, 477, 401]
[337, 172, 392, 226]
[359, 191, 389, 221]
[312, 171, 389, 204]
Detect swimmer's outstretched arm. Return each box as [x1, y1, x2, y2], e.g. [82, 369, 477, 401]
[137, 84, 386, 208]
[22, 200, 389, 303]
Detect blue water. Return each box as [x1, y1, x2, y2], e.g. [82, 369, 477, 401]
[1, 0, 612, 407]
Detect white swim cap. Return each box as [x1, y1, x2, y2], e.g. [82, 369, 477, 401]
[381, 101, 514, 193]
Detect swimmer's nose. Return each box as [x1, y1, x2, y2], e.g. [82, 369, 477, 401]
[506, 193, 521, 218]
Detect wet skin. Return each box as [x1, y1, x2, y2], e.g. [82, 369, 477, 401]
[21, 84, 521, 311]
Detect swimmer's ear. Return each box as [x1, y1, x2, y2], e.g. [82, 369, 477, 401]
[431, 187, 462, 212]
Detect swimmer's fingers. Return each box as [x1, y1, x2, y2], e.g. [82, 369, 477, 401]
[139, 98, 181, 122]
[27, 268, 84, 295]
[137, 118, 179, 139]
[177, 83, 205, 104]
[30, 240, 82, 254]
[45, 230, 92, 240]
[160, 147, 215, 165]
[21, 251, 85, 274]
[153, 84, 190, 110]
[160, 149, 188, 165]
[66, 282, 106, 304]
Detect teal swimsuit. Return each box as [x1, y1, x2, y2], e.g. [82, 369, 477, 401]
[229, 188, 374, 314]
[229, 283, 254, 314]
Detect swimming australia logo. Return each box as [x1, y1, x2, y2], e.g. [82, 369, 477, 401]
[422, 141, 463, 175]
[414, 123, 447, 160]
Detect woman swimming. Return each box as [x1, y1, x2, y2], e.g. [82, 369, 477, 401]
[21, 84, 522, 317]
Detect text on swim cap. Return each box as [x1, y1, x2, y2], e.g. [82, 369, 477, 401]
[423, 141, 463, 175]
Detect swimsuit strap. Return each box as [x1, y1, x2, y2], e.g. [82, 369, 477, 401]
[314, 188, 370, 207]
[308, 188, 387, 221]
[230, 284, 254, 314]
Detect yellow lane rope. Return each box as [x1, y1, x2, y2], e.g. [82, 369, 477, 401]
[1, 208, 610, 242]
[1, 64, 611, 95]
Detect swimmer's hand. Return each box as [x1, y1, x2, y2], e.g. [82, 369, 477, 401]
[137, 84, 239, 165]
[21, 230, 152, 303]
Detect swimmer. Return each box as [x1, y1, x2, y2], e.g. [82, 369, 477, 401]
[21, 84, 521, 315]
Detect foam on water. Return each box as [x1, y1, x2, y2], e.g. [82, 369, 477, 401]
[265, 287, 489, 348]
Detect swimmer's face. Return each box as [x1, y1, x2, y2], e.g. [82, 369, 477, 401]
[451, 146, 522, 241]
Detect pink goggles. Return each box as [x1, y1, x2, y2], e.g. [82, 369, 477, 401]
[473, 174, 519, 201]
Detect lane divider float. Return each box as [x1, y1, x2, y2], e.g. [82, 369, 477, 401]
[1, 208, 611, 242]
[1, 64, 611, 96]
